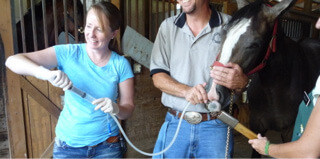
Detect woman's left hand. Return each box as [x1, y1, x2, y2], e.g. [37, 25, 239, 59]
[93, 98, 119, 115]
[248, 133, 269, 155]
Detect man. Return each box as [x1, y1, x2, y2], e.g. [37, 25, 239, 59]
[150, 0, 249, 158]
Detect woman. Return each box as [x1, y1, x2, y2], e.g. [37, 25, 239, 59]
[5, 2, 134, 158]
[248, 17, 320, 158]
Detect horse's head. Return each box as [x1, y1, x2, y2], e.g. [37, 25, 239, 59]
[212, 0, 296, 108]
[55, 0, 85, 43]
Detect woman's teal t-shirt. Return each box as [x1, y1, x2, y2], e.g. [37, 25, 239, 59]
[53, 43, 133, 147]
[292, 76, 320, 141]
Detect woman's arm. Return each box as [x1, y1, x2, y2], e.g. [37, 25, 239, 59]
[5, 47, 71, 90]
[249, 98, 320, 158]
[269, 98, 320, 158]
[116, 78, 135, 120]
[5, 47, 58, 76]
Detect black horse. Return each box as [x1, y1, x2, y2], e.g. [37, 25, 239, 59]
[16, 0, 85, 53]
[210, 0, 320, 157]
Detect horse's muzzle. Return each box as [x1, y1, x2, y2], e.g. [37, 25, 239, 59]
[215, 85, 238, 109]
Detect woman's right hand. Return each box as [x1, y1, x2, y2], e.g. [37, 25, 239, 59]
[35, 66, 72, 91]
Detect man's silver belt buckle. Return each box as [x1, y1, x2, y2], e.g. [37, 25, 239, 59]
[184, 111, 202, 124]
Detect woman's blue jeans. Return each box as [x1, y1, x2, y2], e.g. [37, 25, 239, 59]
[53, 137, 122, 158]
[153, 112, 234, 158]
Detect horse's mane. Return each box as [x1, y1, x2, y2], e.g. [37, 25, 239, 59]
[225, 0, 265, 30]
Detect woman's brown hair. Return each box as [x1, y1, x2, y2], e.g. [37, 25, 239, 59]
[88, 2, 122, 54]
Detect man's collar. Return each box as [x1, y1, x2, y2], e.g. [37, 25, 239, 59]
[174, 4, 221, 28]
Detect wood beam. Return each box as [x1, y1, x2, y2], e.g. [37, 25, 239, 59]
[20, 77, 61, 119]
[304, 0, 312, 12]
[0, 0, 27, 158]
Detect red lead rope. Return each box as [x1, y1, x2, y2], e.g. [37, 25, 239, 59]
[246, 20, 278, 76]
[211, 19, 278, 76]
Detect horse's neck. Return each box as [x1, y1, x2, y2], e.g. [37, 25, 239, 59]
[259, 36, 320, 95]
[299, 38, 320, 91]
[259, 38, 303, 85]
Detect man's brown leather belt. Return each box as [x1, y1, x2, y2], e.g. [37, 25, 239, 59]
[168, 108, 218, 124]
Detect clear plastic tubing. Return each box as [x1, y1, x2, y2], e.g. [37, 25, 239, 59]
[69, 86, 191, 156]
[110, 102, 190, 156]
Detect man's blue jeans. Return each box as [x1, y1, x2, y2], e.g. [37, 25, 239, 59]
[153, 112, 234, 158]
[53, 137, 122, 158]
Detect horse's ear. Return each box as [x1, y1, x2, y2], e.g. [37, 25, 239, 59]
[263, 0, 296, 21]
[236, 0, 250, 10]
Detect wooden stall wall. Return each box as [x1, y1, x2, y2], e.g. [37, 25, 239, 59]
[0, 32, 9, 158]
[1, 0, 22, 158]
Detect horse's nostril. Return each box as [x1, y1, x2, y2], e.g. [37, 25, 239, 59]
[215, 87, 222, 101]
[215, 85, 232, 108]
[217, 91, 224, 104]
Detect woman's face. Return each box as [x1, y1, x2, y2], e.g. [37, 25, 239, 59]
[84, 10, 116, 51]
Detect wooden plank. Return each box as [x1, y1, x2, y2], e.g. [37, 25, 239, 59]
[73, 0, 79, 43]
[304, 0, 312, 12]
[223, 0, 238, 15]
[20, 76, 59, 158]
[31, 0, 38, 51]
[28, 95, 53, 157]
[63, 0, 69, 43]
[48, 84, 64, 110]
[53, 0, 59, 45]
[19, 0, 27, 52]
[42, 0, 48, 48]
[136, 0, 139, 30]
[40, 140, 54, 158]
[20, 76, 61, 119]
[111, 0, 120, 10]
[22, 92, 33, 158]
[0, 0, 28, 157]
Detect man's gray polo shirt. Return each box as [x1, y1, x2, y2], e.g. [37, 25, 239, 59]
[150, 7, 230, 113]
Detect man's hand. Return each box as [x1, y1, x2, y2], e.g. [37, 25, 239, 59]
[93, 98, 119, 115]
[35, 66, 72, 90]
[210, 62, 248, 91]
[184, 83, 208, 105]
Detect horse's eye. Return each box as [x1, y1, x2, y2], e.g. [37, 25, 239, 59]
[248, 43, 260, 49]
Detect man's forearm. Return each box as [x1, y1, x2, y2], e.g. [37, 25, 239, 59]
[152, 72, 189, 98]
